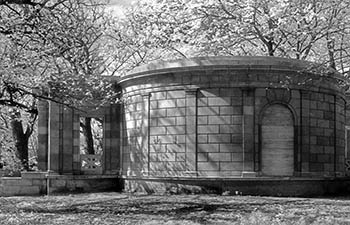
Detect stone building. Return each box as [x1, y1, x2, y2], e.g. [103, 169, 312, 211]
[35, 56, 350, 196]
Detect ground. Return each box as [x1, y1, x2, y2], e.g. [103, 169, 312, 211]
[1, 193, 350, 224]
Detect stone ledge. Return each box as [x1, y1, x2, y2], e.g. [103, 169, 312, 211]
[119, 56, 343, 85]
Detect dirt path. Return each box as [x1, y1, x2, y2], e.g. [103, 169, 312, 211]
[1, 193, 350, 224]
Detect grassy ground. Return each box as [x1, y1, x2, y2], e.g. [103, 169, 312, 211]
[1, 193, 350, 224]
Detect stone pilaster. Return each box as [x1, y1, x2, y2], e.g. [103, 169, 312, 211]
[103, 107, 111, 173]
[37, 99, 49, 171]
[185, 89, 197, 175]
[140, 94, 150, 176]
[61, 106, 73, 174]
[48, 102, 61, 172]
[241, 88, 255, 176]
[72, 113, 80, 174]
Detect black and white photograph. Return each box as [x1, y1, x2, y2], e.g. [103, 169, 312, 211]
[1, 0, 350, 224]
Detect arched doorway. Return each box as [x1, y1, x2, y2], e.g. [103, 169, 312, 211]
[261, 104, 294, 176]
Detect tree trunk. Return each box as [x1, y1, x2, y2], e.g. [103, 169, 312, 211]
[81, 117, 95, 154]
[327, 37, 336, 69]
[10, 114, 29, 170]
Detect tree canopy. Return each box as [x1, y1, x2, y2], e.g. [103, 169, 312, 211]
[126, 0, 350, 74]
[0, 0, 119, 111]
[0, 0, 120, 169]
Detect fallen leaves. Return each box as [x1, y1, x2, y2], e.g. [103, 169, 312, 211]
[0, 193, 350, 224]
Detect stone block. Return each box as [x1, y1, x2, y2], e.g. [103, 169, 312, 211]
[157, 153, 176, 162]
[200, 89, 219, 97]
[208, 116, 231, 125]
[232, 116, 243, 124]
[73, 154, 80, 162]
[220, 106, 240, 115]
[150, 143, 166, 153]
[310, 128, 324, 136]
[197, 162, 219, 171]
[208, 97, 231, 106]
[198, 144, 219, 153]
[310, 145, 323, 154]
[323, 128, 334, 136]
[198, 153, 208, 162]
[231, 152, 244, 161]
[182, 74, 196, 84]
[309, 100, 317, 109]
[166, 144, 186, 153]
[198, 116, 208, 125]
[208, 153, 231, 162]
[219, 144, 243, 152]
[198, 125, 219, 134]
[220, 125, 242, 134]
[176, 117, 186, 125]
[310, 118, 317, 127]
[167, 90, 185, 99]
[310, 136, 316, 145]
[318, 154, 331, 163]
[186, 153, 196, 170]
[220, 88, 241, 96]
[38, 126, 48, 134]
[291, 90, 300, 99]
[324, 94, 334, 103]
[151, 109, 167, 118]
[231, 97, 242, 106]
[21, 172, 47, 179]
[152, 92, 167, 100]
[51, 179, 67, 187]
[231, 135, 243, 144]
[323, 163, 334, 172]
[166, 126, 186, 135]
[150, 100, 158, 109]
[198, 98, 208, 107]
[243, 96, 254, 105]
[243, 106, 254, 115]
[32, 179, 46, 186]
[176, 99, 186, 107]
[255, 88, 266, 97]
[186, 107, 196, 115]
[310, 109, 323, 119]
[1, 177, 22, 186]
[318, 102, 331, 111]
[158, 117, 176, 126]
[198, 106, 219, 116]
[195, 133, 207, 144]
[317, 119, 330, 128]
[186, 121, 196, 134]
[208, 134, 231, 143]
[136, 102, 146, 111]
[309, 163, 324, 172]
[317, 136, 330, 146]
[220, 162, 243, 171]
[158, 100, 176, 108]
[186, 98, 196, 107]
[176, 153, 186, 162]
[176, 135, 186, 144]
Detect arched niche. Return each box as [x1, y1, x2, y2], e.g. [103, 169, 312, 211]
[260, 104, 295, 176]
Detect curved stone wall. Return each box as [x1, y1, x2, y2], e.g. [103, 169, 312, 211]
[118, 56, 346, 183]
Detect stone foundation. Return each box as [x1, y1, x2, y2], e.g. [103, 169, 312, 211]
[0, 172, 120, 196]
[123, 177, 350, 197]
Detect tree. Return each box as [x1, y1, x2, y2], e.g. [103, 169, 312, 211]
[0, 0, 117, 170]
[126, 0, 350, 73]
